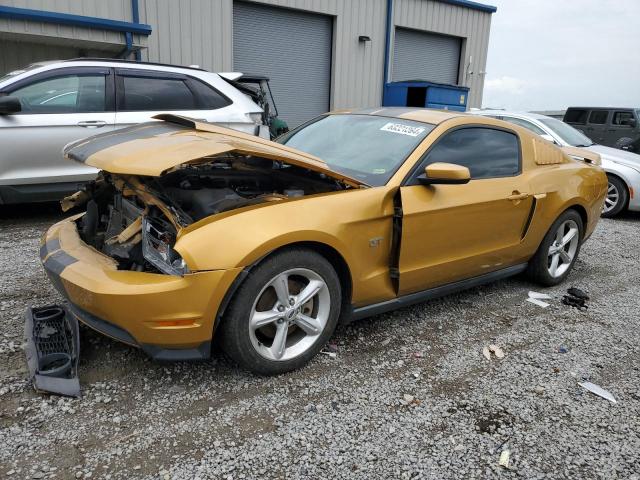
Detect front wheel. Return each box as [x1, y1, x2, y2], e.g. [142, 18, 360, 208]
[220, 248, 341, 375]
[601, 175, 628, 218]
[526, 209, 584, 286]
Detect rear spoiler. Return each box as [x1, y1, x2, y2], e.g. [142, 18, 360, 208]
[219, 74, 261, 104]
[560, 146, 602, 166]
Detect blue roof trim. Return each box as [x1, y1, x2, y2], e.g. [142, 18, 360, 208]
[436, 0, 497, 13]
[0, 5, 152, 35]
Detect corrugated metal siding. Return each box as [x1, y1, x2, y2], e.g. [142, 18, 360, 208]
[0, 0, 492, 108]
[138, 0, 234, 71]
[393, 0, 492, 108]
[244, 0, 387, 110]
[0, 40, 78, 74]
[138, 0, 386, 111]
[233, 1, 332, 127]
[392, 27, 461, 84]
[0, 0, 143, 48]
[1, 0, 133, 21]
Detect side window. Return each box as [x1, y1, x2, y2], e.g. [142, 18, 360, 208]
[565, 109, 587, 124]
[416, 127, 520, 180]
[502, 116, 546, 135]
[612, 111, 635, 127]
[588, 110, 608, 125]
[120, 75, 196, 111]
[7, 74, 106, 114]
[188, 78, 232, 109]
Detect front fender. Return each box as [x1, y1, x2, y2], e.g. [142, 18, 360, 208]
[600, 158, 640, 211]
[173, 187, 397, 305]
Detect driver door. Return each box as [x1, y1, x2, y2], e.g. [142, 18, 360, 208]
[0, 67, 115, 193]
[398, 126, 534, 295]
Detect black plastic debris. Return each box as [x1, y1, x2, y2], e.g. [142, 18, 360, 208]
[562, 287, 590, 310]
[24, 305, 81, 397]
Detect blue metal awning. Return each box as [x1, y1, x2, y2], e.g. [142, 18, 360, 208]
[0, 5, 152, 36]
[436, 0, 497, 14]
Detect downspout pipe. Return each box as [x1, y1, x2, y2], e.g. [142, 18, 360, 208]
[131, 0, 142, 61]
[381, 0, 393, 104]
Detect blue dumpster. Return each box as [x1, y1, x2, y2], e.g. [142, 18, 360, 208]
[383, 80, 469, 111]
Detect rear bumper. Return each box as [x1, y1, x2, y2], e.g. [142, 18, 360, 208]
[40, 216, 242, 360]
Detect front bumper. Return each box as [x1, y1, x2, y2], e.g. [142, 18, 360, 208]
[40, 216, 242, 360]
[602, 159, 640, 212]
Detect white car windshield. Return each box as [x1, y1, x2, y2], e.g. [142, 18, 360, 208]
[278, 114, 434, 186]
[540, 118, 595, 147]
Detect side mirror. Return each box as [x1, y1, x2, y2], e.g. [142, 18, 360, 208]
[418, 162, 471, 185]
[626, 118, 637, 128]
[0, 96, 21, 115]
[539, 133, 558, 145]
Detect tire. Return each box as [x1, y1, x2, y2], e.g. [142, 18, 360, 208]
[526, 209, 584, 287]
[601, 175, 628, 218]
[220, 248, 341, 375]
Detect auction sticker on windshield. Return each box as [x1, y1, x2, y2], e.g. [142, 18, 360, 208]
[380, 122, 426, 137]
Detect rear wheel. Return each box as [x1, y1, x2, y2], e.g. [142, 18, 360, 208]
[526, 209, 583, 286]
[601, 175, 628, 218]
[220, 248, 341, 375]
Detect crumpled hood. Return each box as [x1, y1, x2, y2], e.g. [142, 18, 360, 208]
[63, 114, 368, 188]
[585, 144, 640, 170]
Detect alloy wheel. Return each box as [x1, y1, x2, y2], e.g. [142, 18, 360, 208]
[603, 182, 619, 214]
[248, 268, 330, 361]
[547, 219, 580, 278]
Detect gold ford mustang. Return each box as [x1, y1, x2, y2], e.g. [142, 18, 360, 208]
[40, 109, 607, 374]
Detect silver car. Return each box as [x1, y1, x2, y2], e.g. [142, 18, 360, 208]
[472, 110, 640, 218]
[0, 59, 265, 204]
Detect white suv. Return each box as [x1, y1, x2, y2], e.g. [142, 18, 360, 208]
[0, 59, 265, 204]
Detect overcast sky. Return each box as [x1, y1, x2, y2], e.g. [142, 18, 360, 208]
[482, 0, 640, 111]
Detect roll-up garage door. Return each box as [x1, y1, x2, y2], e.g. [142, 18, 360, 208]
[392, 28, 461, 85]
[233, 1, 332, 128]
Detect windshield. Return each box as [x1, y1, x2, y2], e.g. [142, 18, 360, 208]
[540, 118, 594, 147]
[278, 114, 433, 186]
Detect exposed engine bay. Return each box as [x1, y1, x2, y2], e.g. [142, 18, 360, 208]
[66, 155, 348, 275]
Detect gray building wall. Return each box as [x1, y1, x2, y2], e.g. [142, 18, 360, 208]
[0, 0, 146, 73]
[393, 0, 492, 107]
[0, 0, 493, 108]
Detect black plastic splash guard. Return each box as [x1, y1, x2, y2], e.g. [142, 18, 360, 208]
[24, 305, 81, 397]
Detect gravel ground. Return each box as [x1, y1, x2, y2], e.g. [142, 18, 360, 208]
[1, 203, 639, 480]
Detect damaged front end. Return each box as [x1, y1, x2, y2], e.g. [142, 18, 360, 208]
[62, 172, 189, 275]
[62, 118, 364, 275]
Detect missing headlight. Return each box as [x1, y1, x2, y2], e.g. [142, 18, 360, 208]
[142, 216, 190, 276]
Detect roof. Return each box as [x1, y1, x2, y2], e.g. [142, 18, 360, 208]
[566, 106, 639, 110]
[436, 0, 497, 14]
[332, 107, 467, 125]
[62, 58, 208, 72]
[472, 109, 552, 120]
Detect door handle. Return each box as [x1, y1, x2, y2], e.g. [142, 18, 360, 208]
[77, 120, 107, 128]
[507, 191, 530, 201]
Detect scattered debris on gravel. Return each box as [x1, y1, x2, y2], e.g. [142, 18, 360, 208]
[1, 204, 639, 479]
